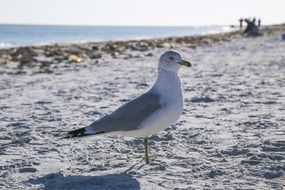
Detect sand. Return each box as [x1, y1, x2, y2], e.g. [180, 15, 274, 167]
[0, 29, 285, 189]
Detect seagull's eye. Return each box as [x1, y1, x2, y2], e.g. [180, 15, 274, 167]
[169, 57, 174, 61]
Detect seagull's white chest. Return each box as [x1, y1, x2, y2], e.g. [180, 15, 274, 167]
[132, 69, 184, 137]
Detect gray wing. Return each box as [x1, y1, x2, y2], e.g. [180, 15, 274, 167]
[85, 91, 161, 134]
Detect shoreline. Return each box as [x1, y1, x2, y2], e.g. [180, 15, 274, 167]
[0, 25, 234, 50]
[0, 23, 284, 74]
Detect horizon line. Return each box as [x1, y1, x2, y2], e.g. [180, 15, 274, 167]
[1, 21, 284, 28]
[0, 22, 238, 28]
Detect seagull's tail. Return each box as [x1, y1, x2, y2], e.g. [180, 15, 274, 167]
[57, 127, 105, 139]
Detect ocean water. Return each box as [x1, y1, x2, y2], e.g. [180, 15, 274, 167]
[0, 24, 233, 48]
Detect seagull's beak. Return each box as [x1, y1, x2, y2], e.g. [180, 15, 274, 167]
[179, 59, 192, 67]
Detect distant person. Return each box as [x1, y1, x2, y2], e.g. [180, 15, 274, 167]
[252, 18, 256, 25]
[243, 19, 253, 34]
[258, 19, 261, 27]
[239, 18, 243, 30]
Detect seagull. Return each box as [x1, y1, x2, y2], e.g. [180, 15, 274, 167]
[64, 50, 191, 164]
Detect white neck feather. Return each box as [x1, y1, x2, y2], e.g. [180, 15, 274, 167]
[152, 68, 182, 96]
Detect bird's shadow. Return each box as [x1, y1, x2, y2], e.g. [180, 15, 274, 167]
[26, 169, 140, 190]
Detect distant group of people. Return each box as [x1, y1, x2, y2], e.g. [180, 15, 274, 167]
[239, 17, 261, 36]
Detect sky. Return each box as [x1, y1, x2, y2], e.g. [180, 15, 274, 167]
[0, 0, 284, 26]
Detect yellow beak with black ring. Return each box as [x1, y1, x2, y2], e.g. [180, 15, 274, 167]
[179, 59, 192, 67]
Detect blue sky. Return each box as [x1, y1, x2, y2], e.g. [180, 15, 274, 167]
[0, 0, 284, 26]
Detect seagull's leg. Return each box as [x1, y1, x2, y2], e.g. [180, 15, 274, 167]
[144, 137, 149, 164]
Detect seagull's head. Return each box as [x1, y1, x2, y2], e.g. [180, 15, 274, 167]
[158, 50, 191, 73]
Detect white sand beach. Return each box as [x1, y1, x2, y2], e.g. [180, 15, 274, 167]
[0, 31, 285, 189]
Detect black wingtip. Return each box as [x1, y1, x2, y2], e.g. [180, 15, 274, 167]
[58, 127, 87, 139]
[60, 128, 106, 139]
[68, 127, 86, 137]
